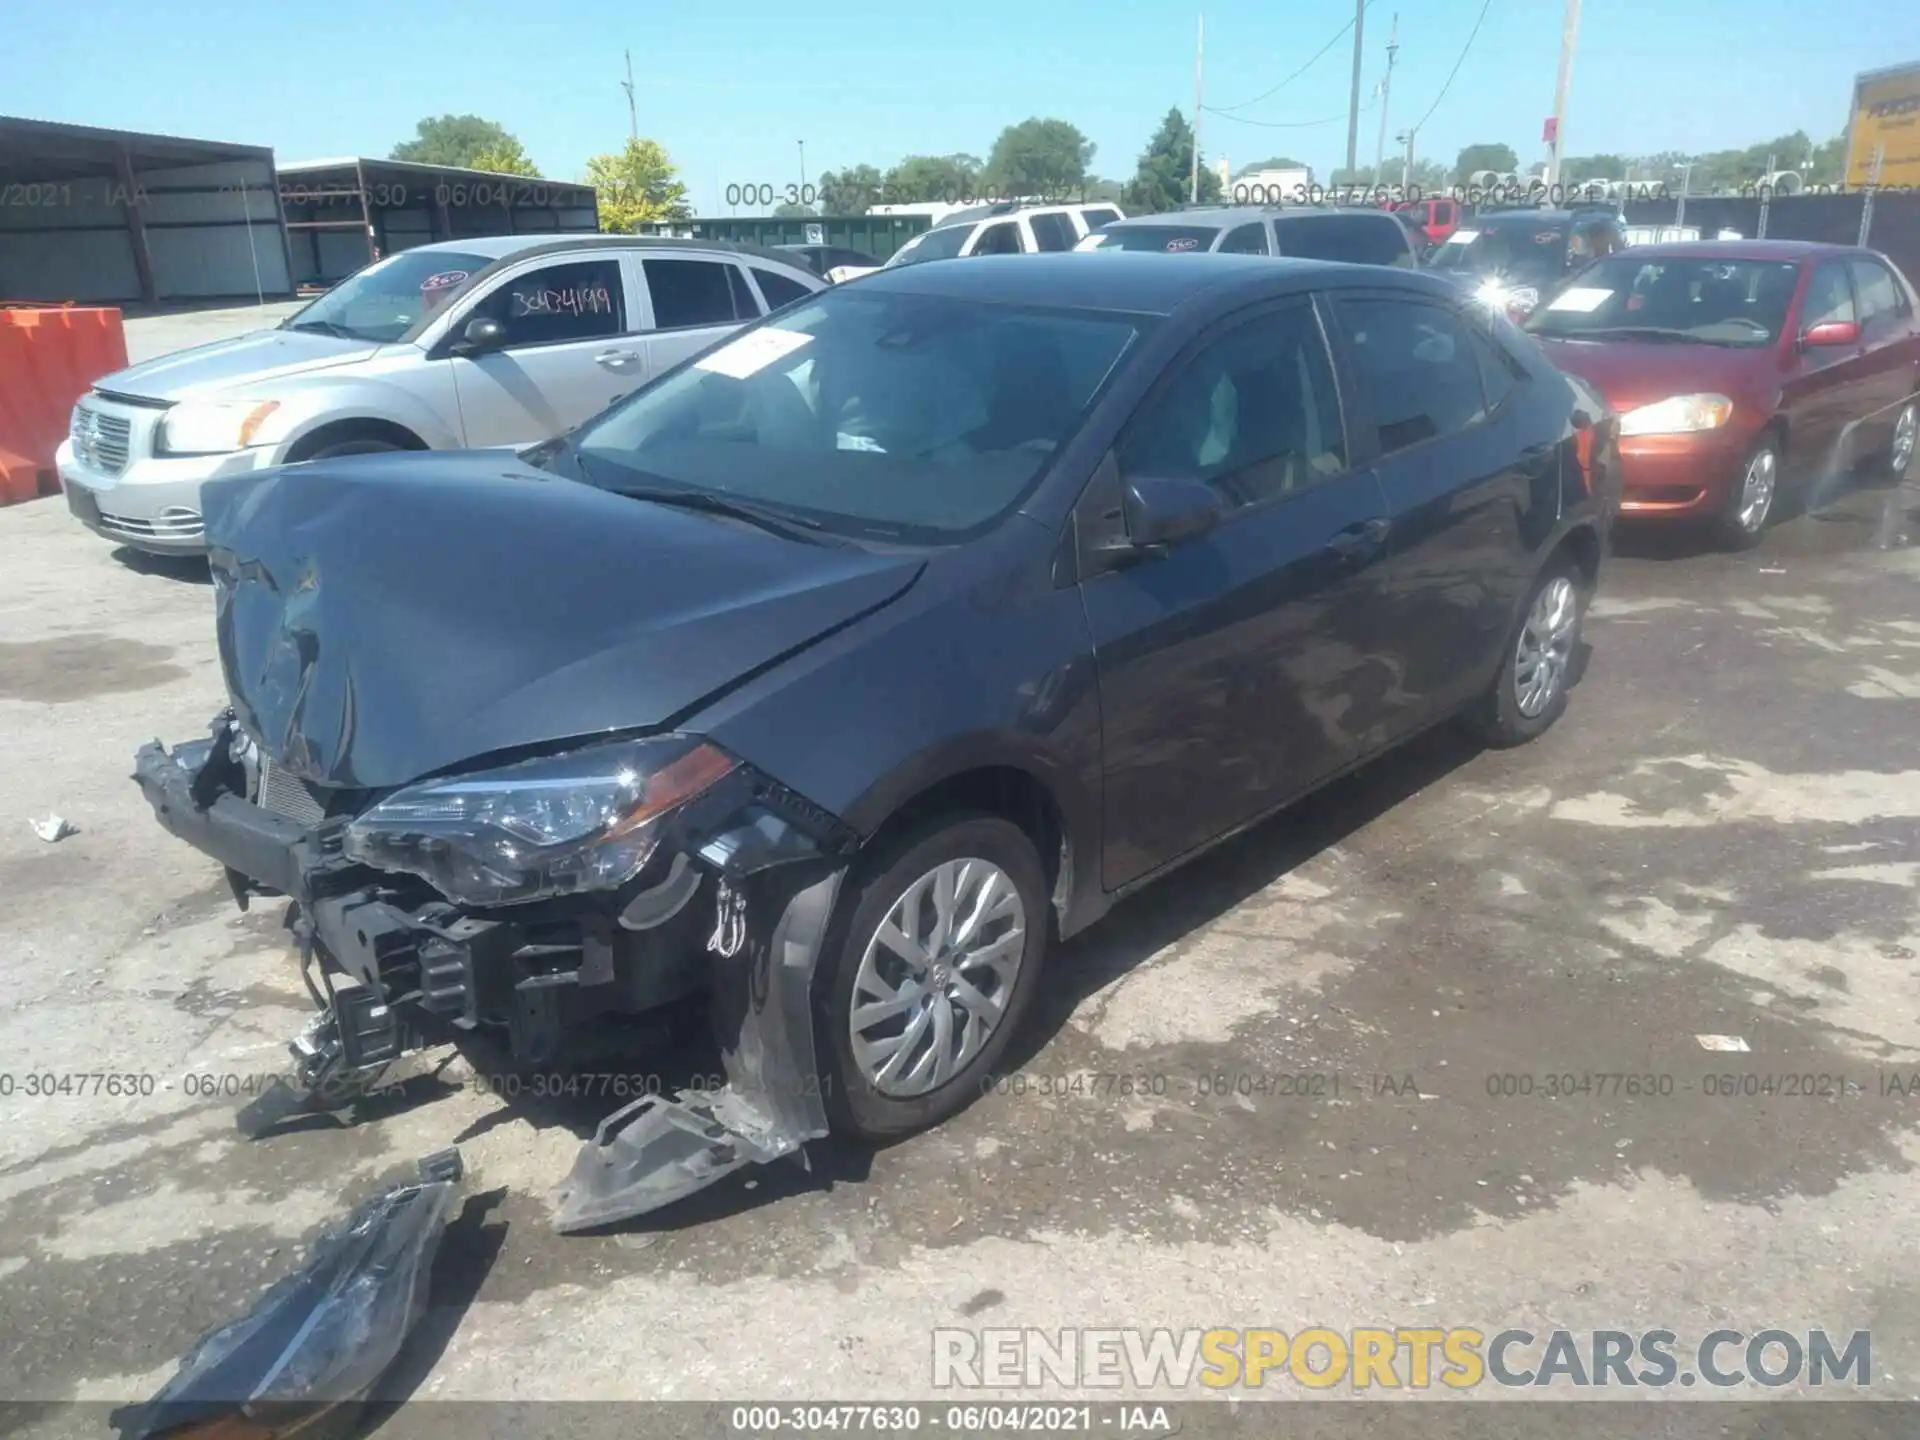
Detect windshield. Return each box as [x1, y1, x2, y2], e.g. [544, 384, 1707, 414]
[1428, 223, 1569, 284]
[1082, 225, 1223, 253]
[1525, 256, 1801, 347]
[885, 226, 971, 267]
[282, 249, 492, 343]
[567, 289, 1142, 543]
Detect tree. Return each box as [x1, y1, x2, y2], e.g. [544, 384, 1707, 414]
[469, 139, 541, 178]
[817, 164, 884, 215]
[983, 119, 1094, 199]
[1453, 143, 1520, 183]
[883, 154, 983, 204]
[773, 200, 818, 218]
[1124, 108, 1222, 214]
[584, 138, 691, 232]
[393, 115, 533, 170]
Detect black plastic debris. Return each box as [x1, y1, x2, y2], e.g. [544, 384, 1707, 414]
[110, 1148, 464, 1440]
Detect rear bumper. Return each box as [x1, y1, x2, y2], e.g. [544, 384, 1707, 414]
[1615, 431, 1748, 520]
[133, 715, 861, 1230]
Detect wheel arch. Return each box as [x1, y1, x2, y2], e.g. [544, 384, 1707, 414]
[282, 417, 430, 463]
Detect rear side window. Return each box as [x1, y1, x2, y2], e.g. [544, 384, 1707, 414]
[1220, 223, 1270, 255]
[1273, 215, 1412, 268]
[643, 258, 748, 329]
[1082, 207, 1123, 230]
[752, 267, 813, 310]
[468, 259, 624, 346]
[727, 266, 762, 319]
[1337, 297, 1488, 455]
[1028, 212, 1076, 252]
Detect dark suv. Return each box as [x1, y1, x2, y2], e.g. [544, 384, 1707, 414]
[1428, 206, 1630, 317]
[1078, 206, 1416, 268]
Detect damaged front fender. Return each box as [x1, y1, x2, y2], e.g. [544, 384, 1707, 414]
[551, 811, 848, 1232]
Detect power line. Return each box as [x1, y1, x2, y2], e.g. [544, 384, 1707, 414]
[1409, 0, 1494, 135]
[1211, 0, 1374, 115]
[1203, 99, 1378, 130]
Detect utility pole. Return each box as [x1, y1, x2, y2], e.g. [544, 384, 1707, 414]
[1673, 160, 1692, 232]
[1191, 13, 1205, 204]
[1398, 127, 1416, 192]
[1344, 0, 1367, 176]
[1544, 0, 1581, 188]
[622, 50, 638, 142]
[798, 140, 807, 194]
[1374, 14, 1399, 184]
[1859, 143, 1885, 246]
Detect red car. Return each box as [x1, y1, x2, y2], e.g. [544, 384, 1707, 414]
[1522, 241, 1920, 547]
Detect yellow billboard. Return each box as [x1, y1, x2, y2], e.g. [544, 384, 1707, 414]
[1846, 62, 1920, 187]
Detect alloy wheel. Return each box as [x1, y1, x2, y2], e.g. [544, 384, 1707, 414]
[1893, 404, 1917, 479]
[849, 858, 1028, 1097]
[1513, 576, 1579, 719]
[1735, 447, 1778, 533]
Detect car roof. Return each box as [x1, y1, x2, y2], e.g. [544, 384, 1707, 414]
[407, 233, 815, 271]
[851, 250, 1441, 316]
[1109, 206, 1400, 229]
[1611, 239, 1860, 263]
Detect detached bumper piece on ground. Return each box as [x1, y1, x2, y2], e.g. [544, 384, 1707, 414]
[133, 712, 858, 1232]
[109, 1149, 464, 1440]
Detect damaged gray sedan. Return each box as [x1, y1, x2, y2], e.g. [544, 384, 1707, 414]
[134, 253, 1615, 1231]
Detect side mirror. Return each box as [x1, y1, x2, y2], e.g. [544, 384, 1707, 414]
[1800, 319, 1860, 349]
[460, 316, 507, 352]
[1117, 475, 1224, 551]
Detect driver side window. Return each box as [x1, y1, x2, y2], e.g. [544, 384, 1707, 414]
[464, 259, 625, 348]
[1801, 263, 1856, 329]
[1118, 303, 1347, 513]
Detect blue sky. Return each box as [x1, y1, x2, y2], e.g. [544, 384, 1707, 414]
[8, 0, 1916, 209]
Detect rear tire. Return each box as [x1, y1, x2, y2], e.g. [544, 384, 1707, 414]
[1465, 556, 1586, 749]
[1715, 436, 1780, 551]
[817, 815, 1048, 1142]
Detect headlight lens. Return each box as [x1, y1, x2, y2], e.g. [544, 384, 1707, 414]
[157, 399, 281, 455]
[342, 736, 737, 906]
[1618, 393, 1734, 437]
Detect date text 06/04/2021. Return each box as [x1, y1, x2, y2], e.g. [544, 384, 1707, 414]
[726, 1404, 1172, 1434]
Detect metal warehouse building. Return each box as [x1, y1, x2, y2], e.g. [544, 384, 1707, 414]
[0, 116, 291, 304]
[1, 117, 601, 304]
[276, 158, 599, 289]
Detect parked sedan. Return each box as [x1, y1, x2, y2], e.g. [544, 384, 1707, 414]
[133, 253, 1617, 1230]
[57, 236, 825, 554]
[1524, 241, 1920, 547]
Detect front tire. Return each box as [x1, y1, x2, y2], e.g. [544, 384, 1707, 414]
[1715, 436, 1780, 550]
[1885, 401, 1917, 482]
[1465, 557, 1586, 748]
[817, 815, 1048, 1141]
[299, 437, 407, 462]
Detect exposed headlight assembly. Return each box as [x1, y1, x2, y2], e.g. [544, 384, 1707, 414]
[342, 736, 737, 905]
[157, 399, 282, 455]
[1618, 393, 1733, 437]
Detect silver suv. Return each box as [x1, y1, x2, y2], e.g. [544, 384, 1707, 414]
[57, 235, 825, 554]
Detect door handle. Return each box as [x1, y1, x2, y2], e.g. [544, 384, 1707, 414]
[595, 349, 641, 368]
[1325, 516, 1390, 561]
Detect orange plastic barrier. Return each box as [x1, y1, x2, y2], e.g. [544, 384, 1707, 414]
[0, 447, 37, 507]
[0, 304, 129, 507]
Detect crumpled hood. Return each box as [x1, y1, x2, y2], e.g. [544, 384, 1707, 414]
[204, 454, 924, 789]
[98, 328, 382, 401]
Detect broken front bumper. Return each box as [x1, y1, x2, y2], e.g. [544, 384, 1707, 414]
[133, 716, 859, 1231]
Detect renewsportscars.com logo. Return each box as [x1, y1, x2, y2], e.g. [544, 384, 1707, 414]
[931, 1327, 1872, 1392]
